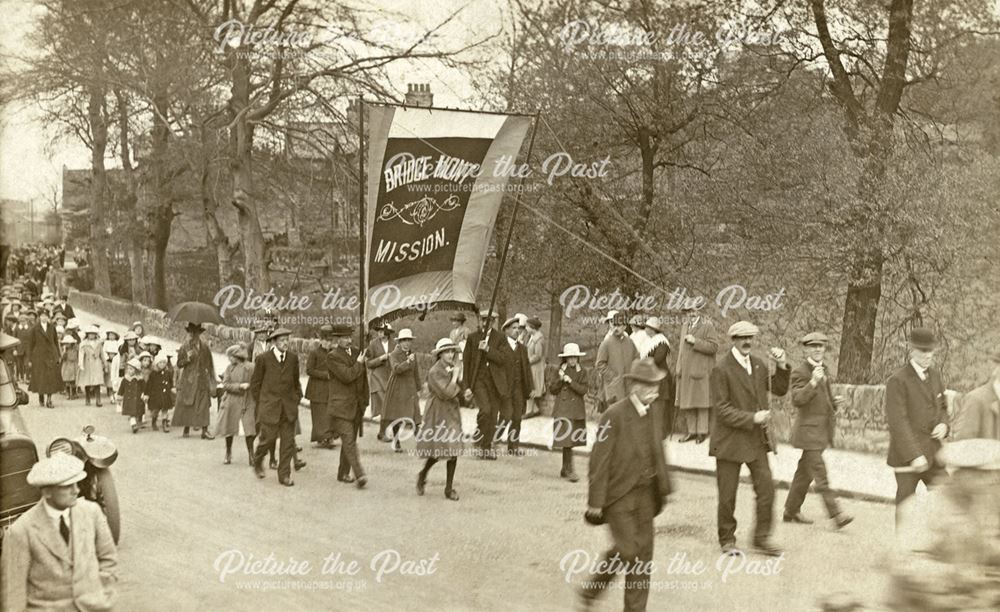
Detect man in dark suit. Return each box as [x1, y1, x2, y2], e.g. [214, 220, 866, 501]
[783, 332, 853, 529]
[885, 327, 949, 520]
[709, 320, 789, 556]
[497, 317, 533, 455]
[463, 309, 510, 459]
[250, 328, 302, 486]
[328, 324, 369, 489]
[581, 358, 672, 611]
[305, 326, 335, 448]
[365, 322, 395, 441]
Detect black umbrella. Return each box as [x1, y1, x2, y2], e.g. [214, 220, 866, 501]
[165, 302, 224, 326]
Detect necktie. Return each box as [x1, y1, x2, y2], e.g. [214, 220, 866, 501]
[59, 515, 70, 544]
[277, 352, 284, 363]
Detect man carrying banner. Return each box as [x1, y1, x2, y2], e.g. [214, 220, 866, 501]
[463, 309, 510, 460]
[328, 325, 369, 489]
[498, 316, 533, 456]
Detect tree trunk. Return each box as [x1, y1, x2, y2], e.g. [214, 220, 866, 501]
[87, 84, 112, 295]
[547, 286, 564, 359]
[200, 125, 234, 284]
[114, 90, 147, 303]
[148, 79, 172, 310]
[229, 55, 270, 291]
[836, 256, 883, 383]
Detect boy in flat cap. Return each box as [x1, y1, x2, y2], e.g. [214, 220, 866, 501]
[709, 320, 789, 556]
[1, 454, 118, 611]
[783, 332, 853, 529]
[885, 327, 949, 520]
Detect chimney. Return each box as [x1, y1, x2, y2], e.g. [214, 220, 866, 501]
[404, 83, 433, 108]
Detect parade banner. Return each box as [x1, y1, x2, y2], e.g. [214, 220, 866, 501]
[364, 104, 532, 324]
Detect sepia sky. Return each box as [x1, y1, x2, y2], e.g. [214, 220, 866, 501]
[0, 0, 503, 203]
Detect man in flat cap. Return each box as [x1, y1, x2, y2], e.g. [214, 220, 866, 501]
[581, 358, 673, 611]
[783, 332, 853, 529]
[327, 324, 369, 488]
[952, 348, 1000, 441]
[709, 320, 789, 556]
[596, 313, 639, 410]
[463, 308, 510, 459]
[498, 316, 534, 455]
[885, 327, 949, 520]
[1, 454, 118, 611]
[250, 327, 303, 486]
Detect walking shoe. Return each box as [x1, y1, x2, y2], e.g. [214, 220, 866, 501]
[201, 430, 215, 440]
[161, 419, 170, 433]
[294, 459, 307, 471]
[565, 471, 580, 483]
[356, 475, 368, 489]
[338, 475, 356, 484]
[444, 488, 459, 501]
[752, 539, 784, 557]
[833, 513, 854, 530]
[720, 542, 741, 556]
[131, 423, 139, 434]
[224, 450, 232, 465]
[253, 461, 265, 479]
[783, 511, 813, 524]
[279, 476, 294, 487]
[269, 458, 278, 469]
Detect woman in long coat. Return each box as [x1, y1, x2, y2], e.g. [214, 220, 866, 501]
[548, 343, 589, 482]
[214, 344, 256, 465]
[416, 338, 468, 501]
[77, 326, 105, 406]
[525, 317, 546, 418]
[172, 322, 216, 439]
[383, 328, 420, 452]
[26, 309, 61, 407]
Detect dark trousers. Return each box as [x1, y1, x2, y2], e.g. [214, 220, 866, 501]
[716, 454, 774, 546]
[498, 390, 526, 451]
[894, 467, 944, 523]
[784, 449, 841, 518]
[309, 400, 331, 443]
[331, 417, 364, 479]
[253, 414, 296, 479]
[582, 483, 657, 612]
[472, 381, 508, 450]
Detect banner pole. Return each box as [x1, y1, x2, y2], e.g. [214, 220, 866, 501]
[467, 112, 540, 393]
[357, 97, 366, 343]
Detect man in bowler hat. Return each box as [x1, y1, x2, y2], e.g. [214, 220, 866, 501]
[581, 358, 673, 611]
[327, 324, 369, 488]
[251, 328, 303, 486]
[463, 309, 511, 459]
[885, 327, 949, 520]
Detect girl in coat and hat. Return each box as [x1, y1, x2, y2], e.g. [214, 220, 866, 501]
[103, 332, 119, 405]
[383, 328, 421, 452]
[77, 326, 105, 406]
[416, 338, 472, 501]
[118, 358, 146, 433]
[146, 354, 174, 433]
[214, 344, 256, 465]
[59, 335, 78, 399]
[525, 317, 547, 418]
[118, 331, 140, 376]
[549, 343, 589, 482]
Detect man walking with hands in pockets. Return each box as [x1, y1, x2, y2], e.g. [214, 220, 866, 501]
[709, 321, 789, 556]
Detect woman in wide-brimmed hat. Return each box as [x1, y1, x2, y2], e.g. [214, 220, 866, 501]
[214, 344, 256, 464]
[383, 328, 421, 452]
[416, 338, 471, 501]
[77, 325, 105, 406]
[549, 343, 589, 482]
[172, 322, 216, 439]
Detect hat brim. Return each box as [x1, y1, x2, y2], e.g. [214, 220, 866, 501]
[558, 351, 586, 358]
[909, 342, 936, 350]
[625, 371, 667, 383]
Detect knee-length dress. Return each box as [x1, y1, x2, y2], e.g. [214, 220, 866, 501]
[548, 364, 588, 449]
[60, 343, 78, 383]
[77, 338, 105, 387]
[214, 362, 256, 437]
[416, 359, 465, 458]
